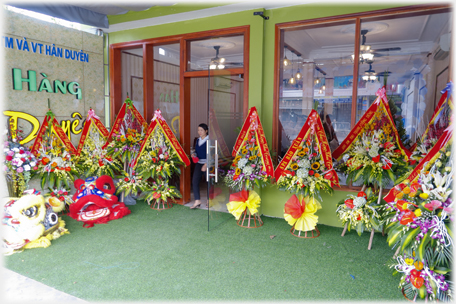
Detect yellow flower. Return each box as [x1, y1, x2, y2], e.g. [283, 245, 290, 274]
[241, 149, 248, 155]
[234, 156, 241, 162]
[254, 146, 259, 150]
[297, 151, 306, 157]
[290, 163, 299, 170]
[396, 192, 404, 199]
[402, 187, 410, 194]
[419, 193, 429, 200]
[414, 209, 422, 217]
[311, 162, 320, 170]
[414, 261, 423, 270]
[405, 258, 414, 265]
[235, 168, 241, 175]
[249, 155, 257, 160]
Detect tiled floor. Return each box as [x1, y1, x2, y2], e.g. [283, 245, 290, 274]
[2, 267, 87, 302]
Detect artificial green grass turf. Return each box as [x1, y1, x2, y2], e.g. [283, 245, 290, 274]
[4, 203, 404, 301]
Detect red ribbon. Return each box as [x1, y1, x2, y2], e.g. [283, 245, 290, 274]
[284, 194, 305, 219]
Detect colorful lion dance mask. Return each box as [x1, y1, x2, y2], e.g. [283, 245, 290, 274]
[69, 175, 131, 228]
[3, 190, 69, 255]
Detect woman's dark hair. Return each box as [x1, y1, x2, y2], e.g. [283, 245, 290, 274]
[199, 123, 208, 135]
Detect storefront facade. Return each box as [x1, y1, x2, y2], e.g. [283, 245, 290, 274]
[105, 3, 452, 227]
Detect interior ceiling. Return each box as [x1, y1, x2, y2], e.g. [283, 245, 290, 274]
[283, 12, 451, 80]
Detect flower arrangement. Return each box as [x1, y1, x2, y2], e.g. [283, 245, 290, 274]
[134, 126, 184, 180]
[35, 131, 78, 190]
[3, 128, 37, 196]
[78, 126, 122, 178]
[382, 143, 453, 301]
[139, 180, 182, 206]
[276, 133, 334, 201]
[224, 129, 270, 192]
[106, 105, 147, 164]
[336, 188, 383, 236]
[339, 128, 410, 188]
[115, 171, 148, 197]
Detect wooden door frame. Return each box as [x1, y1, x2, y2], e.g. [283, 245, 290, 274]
[109, 25, 250, 204]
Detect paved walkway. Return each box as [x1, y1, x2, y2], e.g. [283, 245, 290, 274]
[2, 267, 88, 303]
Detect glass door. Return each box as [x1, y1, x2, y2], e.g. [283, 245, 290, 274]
[206, 70, 244, 231]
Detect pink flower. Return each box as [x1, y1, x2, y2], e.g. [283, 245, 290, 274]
[58, 190, 63, 195]
[251, 164, 256, 168]
[444, 207, 453, 213]
[16, 167, 24, 173]
[7, 151, 14, 156]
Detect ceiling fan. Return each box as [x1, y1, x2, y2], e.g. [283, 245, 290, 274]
[355, 29, 401, 63]
[209, 45, 243, 70]
[362, 61, 392, 82]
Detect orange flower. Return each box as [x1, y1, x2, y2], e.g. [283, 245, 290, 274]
[51, 162, 57, 168]
[314, 173, 320, 178]
[304, 147, 309, 153]
[402, 187, 411, 194]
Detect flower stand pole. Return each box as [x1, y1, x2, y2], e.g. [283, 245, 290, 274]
[149, 198, 173, 210]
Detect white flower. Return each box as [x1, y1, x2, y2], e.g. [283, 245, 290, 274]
[12, 148, 19, 152]
[159, 154, 164, 159]
[297, 168, 309, 179]
[23, 164, 31, 171]
[298, 159, 310, 168]
[368, 148, 379, 158]
[238, 158, 248, 169]
[242, 166, 253, 175]
[353, 197, 366, 208]
[342, 154, 350, 162]
[30, 161, 36, 167]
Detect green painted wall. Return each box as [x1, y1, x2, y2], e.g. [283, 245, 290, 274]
[107, 3, 416, 227]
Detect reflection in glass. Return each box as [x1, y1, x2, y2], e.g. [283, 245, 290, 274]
[279, 21, 356, 159]
[121, 48, 144, 115]
[153, 44, 180, 137]
[356, 12, 452, 145]
[188, 35, 244, 71]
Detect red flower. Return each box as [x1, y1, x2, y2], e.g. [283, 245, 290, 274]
[396, 200, 408, 212]
[19, 149, 24, 154]
[394, 149, 401, 154]
[59, 196, 65, 201]
[382, 162, 392, 170]
[357, 214, 362, 221]
[124, 178, 130, 182]
[65, 167, 71, 171]
[400, 210, 416, 225]
[309, 170, 314, 175]
[411, 272, 424, 289]
[98, 159, 104, 167]
[152, 192, 161, 199]
[372, 155, 380, 163]
[384, 142, 394, 150]
[5, 155, 12, 161]
[344, 199, 354, 209]
[20, 157, 26, 162]
[409, 159, 417, 165]
[233, 175, 240, 181]
[357, 191, 367, 198]
[33, 166, 38, 170]
[64, 191, 68, 195]
[50, 192, 55, 197]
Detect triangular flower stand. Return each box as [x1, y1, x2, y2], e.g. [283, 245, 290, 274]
[236, 208, 263, 228]
[132, 110, 190, 211]
[332, 87, 412, 199]
[409, 81, 453, 154]
[75, 108, 109, 156]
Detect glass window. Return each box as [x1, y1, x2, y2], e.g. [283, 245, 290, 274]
[188, 35, 244, 71]
[121, 48, 144, 115]
[356, 12, 452, 145]
[279, 21, 356, 158]
[153, 43, 180, 137]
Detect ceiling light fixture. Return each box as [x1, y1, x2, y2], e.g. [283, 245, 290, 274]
[289, 51, 295, 85]
[283, 45, 290, 67]
[209, 46, 226, 70]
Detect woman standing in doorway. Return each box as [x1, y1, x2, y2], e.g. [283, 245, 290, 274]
[190, 123, 208, 209]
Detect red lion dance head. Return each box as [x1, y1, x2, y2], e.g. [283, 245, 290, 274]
[69, 176, 130, 228]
